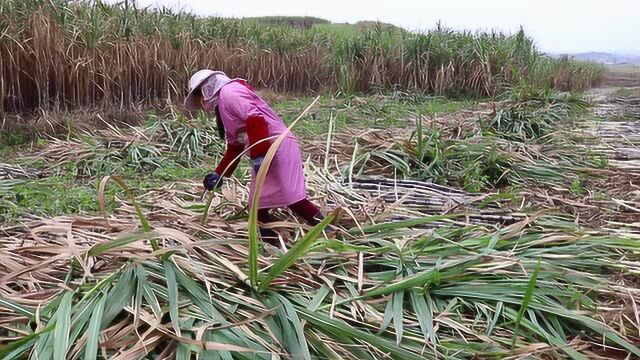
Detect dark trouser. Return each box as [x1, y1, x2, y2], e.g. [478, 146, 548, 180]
[258, 198, 323, 245]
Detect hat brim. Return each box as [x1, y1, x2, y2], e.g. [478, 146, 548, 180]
[183, 74, 214, 111]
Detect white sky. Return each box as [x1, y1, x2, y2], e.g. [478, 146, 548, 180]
[130, 0, 640, 54]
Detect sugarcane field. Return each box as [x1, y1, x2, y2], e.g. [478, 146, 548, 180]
[2, 0, 640, 359]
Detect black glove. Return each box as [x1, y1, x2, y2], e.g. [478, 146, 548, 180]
[203, 172, 223, 190]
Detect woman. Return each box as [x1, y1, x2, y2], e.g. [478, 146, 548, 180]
[184, 69, 333, 244]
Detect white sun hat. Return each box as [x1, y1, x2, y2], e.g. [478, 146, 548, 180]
[183, 69, 231, 111]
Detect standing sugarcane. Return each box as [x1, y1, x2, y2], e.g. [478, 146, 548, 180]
[184, 70, 334, 244]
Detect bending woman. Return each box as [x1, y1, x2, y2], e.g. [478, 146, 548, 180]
[184, 69, 333, 244]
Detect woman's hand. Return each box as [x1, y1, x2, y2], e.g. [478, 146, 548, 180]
[203, 172, 223, 190]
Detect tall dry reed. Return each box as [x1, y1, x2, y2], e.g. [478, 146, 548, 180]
[0, 0, 604, 114]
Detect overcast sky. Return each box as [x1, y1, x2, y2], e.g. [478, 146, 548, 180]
[129, 0, 639, 54]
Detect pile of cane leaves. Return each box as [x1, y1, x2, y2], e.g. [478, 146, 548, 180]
[1, 205, 639, 359]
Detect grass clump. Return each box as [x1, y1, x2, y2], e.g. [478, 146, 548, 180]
[0, 132, 34, 147]
[483, 93, 590, 142]
[406, 130, 514, 191]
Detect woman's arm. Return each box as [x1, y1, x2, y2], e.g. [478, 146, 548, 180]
[246, 115, 271, 159]
[214, 82, 273, 176]
[214, 142, 245, 176]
